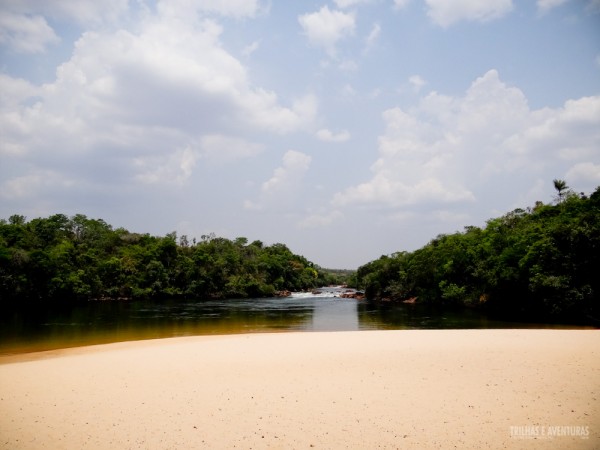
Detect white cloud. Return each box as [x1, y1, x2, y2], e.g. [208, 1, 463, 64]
[0, 73, 39, 108]
[298, 6, 355, 57]
[316, 128, 351, 142]
[0, 169, 75, 199]
[503, 96, 600, 165]
[537, 0, 569, 14]
[0, 0, 261, 54]
[393, 0, 412, 9]
[408, 75, 427, 92]
[334, 0, 374, 8]
[299, 210, 343, 228]
[0, 7, 317, 200]
[0, 12, 59, 53]
[565, 162, 600, 185]
[425, 0, 514, 27]
[50, 0, 129, 24]
[364, 23, 381, 51]
[200, 135, 264, 163]
[156, 0, 263, 19]
[204, 0, 264, 17]
[242, 40, 261, 57]
[333, 70, 600, 211]
[341, 83, 357, 97]
[245, 150, 312, 211]
[262, 150, 312, 193]
[0, 0, 129, 54]
[243, 92, 317, 133]
[333, 174, 474, 207]
[135, 146, 198, 186]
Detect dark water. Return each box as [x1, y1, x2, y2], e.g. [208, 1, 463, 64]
[0, 290, 590, 355]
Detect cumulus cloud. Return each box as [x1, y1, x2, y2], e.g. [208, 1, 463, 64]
[333, 70, 600, 212]
[298, 6, 355, 57]
[0, 12, 59, 53]
[0, 73, 39, 110]
[134, 146, 198, 186]
[316, 128, 351, 142]
[244, 150, 312, 211]
[333, 174, 475, 207]
[262, 150, 312, 192]
[0, 7, 317, 200]
[425, 0, 514, 27]
[61, 15, 314, 134]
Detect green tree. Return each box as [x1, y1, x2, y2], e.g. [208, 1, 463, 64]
[356, 183, 600, 324]
[553, 179, 568, 203]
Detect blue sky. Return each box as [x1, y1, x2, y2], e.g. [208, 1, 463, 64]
[1, 0, 599, 269]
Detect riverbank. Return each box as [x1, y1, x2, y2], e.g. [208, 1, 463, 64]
[1, 330, 598, 449]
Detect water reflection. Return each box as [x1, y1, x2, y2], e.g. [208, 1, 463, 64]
[0, 291, 591, 355]
[311, 298, 358, 331]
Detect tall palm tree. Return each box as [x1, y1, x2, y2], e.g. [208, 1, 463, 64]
[553, 179, 568, 203]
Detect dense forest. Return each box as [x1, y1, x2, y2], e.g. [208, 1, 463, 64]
[356, 182, 600, 324]
[1, 181, 598, 325]
[0, 214, 344, 302]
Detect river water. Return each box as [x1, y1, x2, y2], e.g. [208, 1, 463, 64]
[0, 288, 588, 355]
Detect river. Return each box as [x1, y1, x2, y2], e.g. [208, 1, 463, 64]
[0, 287, 588, 355]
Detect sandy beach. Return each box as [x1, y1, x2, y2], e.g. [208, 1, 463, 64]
[1, 330, 598, 449]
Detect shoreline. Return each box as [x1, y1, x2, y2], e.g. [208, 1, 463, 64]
[1, 329, 598, 449]
[1, 324, 596, 364]
[2, 323, 596, 362]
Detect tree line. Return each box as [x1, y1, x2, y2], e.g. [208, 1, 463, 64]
[2, 181, 598, 324]
[355, 182, 600, 324]
[0, 214, 343, 302]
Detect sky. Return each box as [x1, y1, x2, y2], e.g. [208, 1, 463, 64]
[1, 0, 599, 269]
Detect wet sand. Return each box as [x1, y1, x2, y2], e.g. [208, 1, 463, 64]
[0, 330, 598, 449]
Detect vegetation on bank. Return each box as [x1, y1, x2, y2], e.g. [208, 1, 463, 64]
[355, 182, 600, 324]
[0, 215, 344, 302]
[1, 181, 598, 325]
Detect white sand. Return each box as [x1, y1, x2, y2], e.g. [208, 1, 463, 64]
[1, 330, 598, 449]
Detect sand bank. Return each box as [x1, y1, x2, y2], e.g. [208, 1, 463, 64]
[1, 330, 598, 449]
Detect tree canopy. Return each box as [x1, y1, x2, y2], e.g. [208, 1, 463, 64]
[0, 215, 341, 302]
[356, 185, 600, 324]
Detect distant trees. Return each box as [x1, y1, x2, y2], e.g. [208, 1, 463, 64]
[356, 183, 600, 324]
[0, 215, 343, 303]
